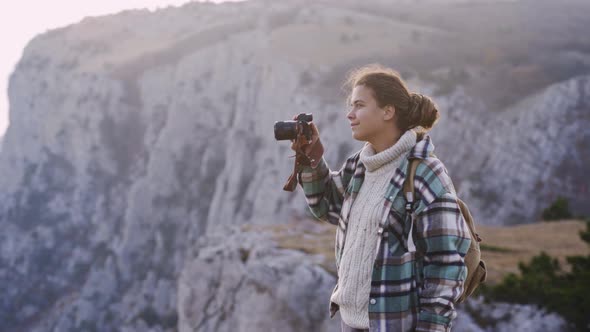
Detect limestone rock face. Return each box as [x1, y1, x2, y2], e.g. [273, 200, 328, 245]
[428, 76, 590, 225]
[455, 297, 570, 332]
[0, 0, 587, 331]
[177, 227, 340, 332]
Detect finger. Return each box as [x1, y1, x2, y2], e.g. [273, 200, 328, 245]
[310, 122, 319, 134]
[310, 123, 320, 140]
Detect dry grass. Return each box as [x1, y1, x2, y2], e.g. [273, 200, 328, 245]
[242, 219, 338, 275]
[476, 220, 589, 284]
[269, 20, 449, 67]
[242, 219, 589, 285]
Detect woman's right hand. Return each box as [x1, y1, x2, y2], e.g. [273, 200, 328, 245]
[290, 115, 324, 167]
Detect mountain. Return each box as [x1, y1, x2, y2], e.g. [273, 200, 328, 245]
[0, 0, 588, 330]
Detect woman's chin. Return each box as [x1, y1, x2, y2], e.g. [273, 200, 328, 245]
[351, 131, 364, 141]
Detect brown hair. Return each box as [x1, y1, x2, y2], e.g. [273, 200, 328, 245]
[343, 64, 440, 135]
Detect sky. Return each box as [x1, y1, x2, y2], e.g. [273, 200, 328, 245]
[0, 0, 243, 138]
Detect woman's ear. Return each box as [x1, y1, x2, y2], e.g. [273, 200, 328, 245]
[383, 105, 395, 121]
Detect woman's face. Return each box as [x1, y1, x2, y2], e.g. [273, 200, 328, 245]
[346, 85, 391, 142]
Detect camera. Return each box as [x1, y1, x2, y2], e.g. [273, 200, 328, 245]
[274, 113, 313, 141]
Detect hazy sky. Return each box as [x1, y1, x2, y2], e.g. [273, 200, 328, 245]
[0, 0, 241, 138]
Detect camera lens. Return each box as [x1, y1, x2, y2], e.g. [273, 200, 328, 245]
[274, 121, 298, 141]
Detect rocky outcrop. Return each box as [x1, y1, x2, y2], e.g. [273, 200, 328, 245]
[177, 226, 340, 332]
[456, 296, 570, 332]
[428, 75, 590, 225]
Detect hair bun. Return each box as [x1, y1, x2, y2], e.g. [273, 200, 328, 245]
[409, 93, 421, 107]
[408, 92, 440, 130]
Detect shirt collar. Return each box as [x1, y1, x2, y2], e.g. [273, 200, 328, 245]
[407, 130, 435, 160]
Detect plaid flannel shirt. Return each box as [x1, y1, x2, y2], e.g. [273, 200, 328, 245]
[297, 133, 471, 332]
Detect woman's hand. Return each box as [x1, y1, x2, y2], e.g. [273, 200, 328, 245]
[290, 115, 324, 167]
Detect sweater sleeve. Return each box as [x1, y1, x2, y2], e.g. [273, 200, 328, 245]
[413, 191, 471, 332]
[296, 155, 355, 225]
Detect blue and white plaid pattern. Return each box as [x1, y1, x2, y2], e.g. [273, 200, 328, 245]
[297, 133, 471, 331]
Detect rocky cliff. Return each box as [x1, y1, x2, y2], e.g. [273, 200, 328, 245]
[0, 0, 588, 330]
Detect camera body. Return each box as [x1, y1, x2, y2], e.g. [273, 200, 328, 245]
[274, 113, 313, 141]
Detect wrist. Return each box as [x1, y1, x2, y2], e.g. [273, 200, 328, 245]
[307, 140, 324, 167]
[310, 156, 322, 168]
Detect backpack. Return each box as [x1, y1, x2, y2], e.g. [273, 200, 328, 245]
[403, 158, 487, 303]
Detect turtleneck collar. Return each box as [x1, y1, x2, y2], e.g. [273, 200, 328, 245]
[359, 129, 417, 172]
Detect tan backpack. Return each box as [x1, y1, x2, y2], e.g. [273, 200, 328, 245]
[403, 158, 487, 303]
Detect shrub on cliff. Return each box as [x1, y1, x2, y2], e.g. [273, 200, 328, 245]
[480, 220, 590, 331]
[542, 196, 573, 221]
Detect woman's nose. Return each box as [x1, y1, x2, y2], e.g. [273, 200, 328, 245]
[347, 109, 355, 120]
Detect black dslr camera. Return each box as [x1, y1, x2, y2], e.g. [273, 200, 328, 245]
[274, 113, 313, 141]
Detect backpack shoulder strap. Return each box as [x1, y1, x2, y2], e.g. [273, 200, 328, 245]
[403, 158, 421, 214]
[403, 158, 421, 252]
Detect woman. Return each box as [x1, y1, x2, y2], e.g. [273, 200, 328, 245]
[291, 64, 471, 332]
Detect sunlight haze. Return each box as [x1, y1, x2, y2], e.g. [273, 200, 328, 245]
[0, 0, 242, 138]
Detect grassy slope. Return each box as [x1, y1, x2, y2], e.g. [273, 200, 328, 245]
[243, 219, 589, 285]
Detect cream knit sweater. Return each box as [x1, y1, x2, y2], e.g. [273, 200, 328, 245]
[330, 129, 417, 329]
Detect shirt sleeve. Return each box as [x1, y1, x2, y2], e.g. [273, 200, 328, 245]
[296, 155, 354, 225]
[413, 191, 471, 332]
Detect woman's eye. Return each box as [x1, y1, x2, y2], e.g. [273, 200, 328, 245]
[348, 104, 363, 111]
